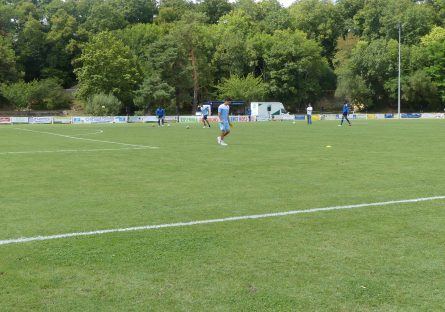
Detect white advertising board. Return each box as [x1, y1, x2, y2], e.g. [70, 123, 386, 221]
[53, 117, 71, 124]
[114, 116, 128, 123]
[72, 116, 114, 124]
[11, 117, 29, 124]
[29, 117, 53, 124]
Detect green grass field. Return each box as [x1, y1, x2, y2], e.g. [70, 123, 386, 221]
[1, 120, 445, 311]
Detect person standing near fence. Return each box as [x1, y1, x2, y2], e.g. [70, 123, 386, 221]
[306, 103, 313, 125]
[217, 98, 232, 146]
[246, 107, 252, 122]
[155, 106, 165, 127]
[200, 105, 211, 128]
[339, 101, 352, 126]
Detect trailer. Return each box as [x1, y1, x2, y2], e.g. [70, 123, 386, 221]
[250, 102, 289, 119]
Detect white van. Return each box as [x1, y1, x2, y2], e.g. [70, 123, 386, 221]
[250, 102, 289, 120]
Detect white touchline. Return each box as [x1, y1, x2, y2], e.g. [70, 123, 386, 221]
[14, 127, 159, 149]
[70, 129, 104, 136]
[1, 196, 444, 246]
[0, 147, 149, 155]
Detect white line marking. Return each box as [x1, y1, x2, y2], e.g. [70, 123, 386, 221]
[1, 196, 444, 246]
[14, 128, 159, 149]
[0, 147, 149, 155]
[71, 129, 104, 136]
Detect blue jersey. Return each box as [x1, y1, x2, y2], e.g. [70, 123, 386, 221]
[201, 106, 209, 116]
[218, 104, 230, 123]
[156, 108, 165, 117]
[342, 103, 349, 114]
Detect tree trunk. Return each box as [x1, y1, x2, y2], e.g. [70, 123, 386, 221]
[190, 48, 199, 113]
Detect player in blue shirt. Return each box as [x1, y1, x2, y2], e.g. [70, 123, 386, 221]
[155, 106, 165, 127]
[200, 105, 211, 128]
[217, 98, 233, 146]
[339, 101, 351, 126]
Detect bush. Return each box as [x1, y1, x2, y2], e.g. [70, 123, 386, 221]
[86, 93, 122, 116]
[0, 81, 29, 110]
[0, 78, 72, 110]
[32, 79, 72, 110]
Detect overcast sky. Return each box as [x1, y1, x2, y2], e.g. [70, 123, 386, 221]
[279, 0, 295, 7]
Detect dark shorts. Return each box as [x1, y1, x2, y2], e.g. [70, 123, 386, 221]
[203, 115, 208, 120]
[342, 112, 348, 117]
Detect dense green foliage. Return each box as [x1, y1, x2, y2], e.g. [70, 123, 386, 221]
[216, 73, 267, 103]
[0, 78, 71, 110]
[74, 32, 142, 110]
[86, 93, 123, 116]
[1, 0, 445, 112]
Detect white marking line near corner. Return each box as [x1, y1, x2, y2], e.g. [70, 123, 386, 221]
[1, 196, 444, 246]
[71, 129, 104, 136]
[14, 128, 159, 149]
[0, 147, 149, 155]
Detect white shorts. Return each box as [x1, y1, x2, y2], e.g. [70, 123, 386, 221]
[220, 122, 230, 132]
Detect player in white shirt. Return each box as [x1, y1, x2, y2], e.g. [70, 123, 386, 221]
[200, 105, 211, 128]
[306, 103, 313, 125]
[217, 98, 232, 146]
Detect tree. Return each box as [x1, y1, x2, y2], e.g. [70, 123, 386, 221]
[112, 0, 157, 24]
[351, 0, 436, 45]
[235, 0, 292, 34]
[197, 0, 233, 24]
[403, 70, 440, 111]
[421, 26, 445, 103]
[334, 38, 423, 110]
[334, 32, 373, 107]
[334, 0, 365, 36]
[156, 0, 194, 24]
[353, 0, 388, 40]
[212, 10, 254, 78]
[255, 0, 293, 34]
[0, 3, 20, 36]
[432, 0, 445, 25]
[44, 8, 78, 86]
[74, 32, 142, 108]
[170, 12, 216, 112]
[264, 29, 328, 109]
[115, 23, 163, 59]
[246, 32, 274, 81]
[289, 0, 342, 66]
[133, 75, 175, 113]
[335, 64, 373, 108]
[216, 73, 266, 103]
[138, 33, 191, 113]
[81, 2, 128, 33]
[0, 36, 20, 83]
[14, 15, 47, 81]
[398, 3, 436, 45]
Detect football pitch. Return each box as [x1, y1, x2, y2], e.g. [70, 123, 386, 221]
[1, 120, 445, 311]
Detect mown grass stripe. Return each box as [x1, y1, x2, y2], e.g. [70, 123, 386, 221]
[1, 196, 444, 246]
[14, 127, 159, 149]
